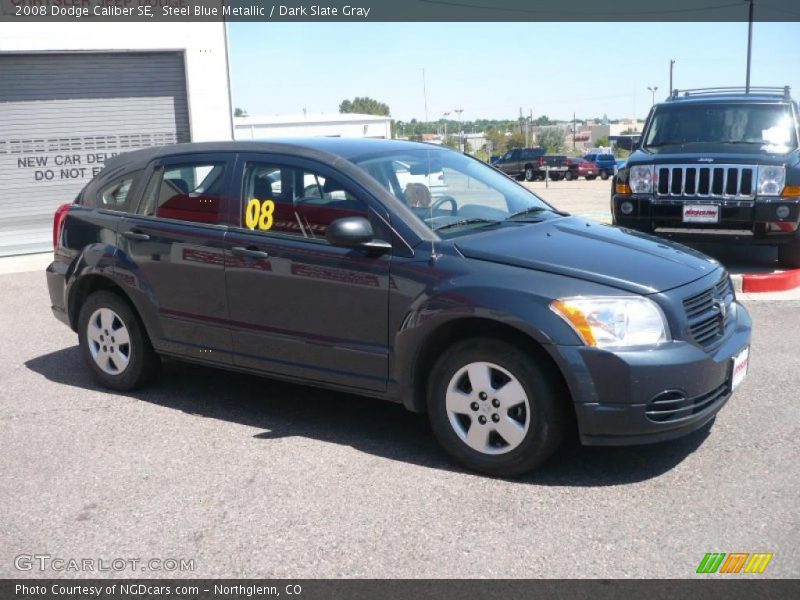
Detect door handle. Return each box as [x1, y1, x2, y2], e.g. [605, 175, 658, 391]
[231, 246, 269, 259]
[123, 230, 150, 241]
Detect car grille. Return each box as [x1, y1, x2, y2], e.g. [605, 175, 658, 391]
[655, 165, 756, 200]
[683, 274, 734, 348]
[645, 383, 729, 423]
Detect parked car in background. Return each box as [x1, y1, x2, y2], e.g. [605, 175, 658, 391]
[492, 147, 545, 181]
[565, 157, 599, 180]
[46, 138, 752, 476]
[584, 152, 616, 180]
[612, 85, 800, 267]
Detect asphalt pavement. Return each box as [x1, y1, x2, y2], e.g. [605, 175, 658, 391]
[1, 269, 798, 578]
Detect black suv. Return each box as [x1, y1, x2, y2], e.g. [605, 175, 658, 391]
[613, 87, 800, 267]
[47, 139, 752, 476]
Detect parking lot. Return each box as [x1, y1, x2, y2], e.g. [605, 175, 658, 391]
[1, 180, 799, 578]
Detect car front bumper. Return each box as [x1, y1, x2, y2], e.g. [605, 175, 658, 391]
[612, 194, 800, 243]
[551, 300, 752, 446]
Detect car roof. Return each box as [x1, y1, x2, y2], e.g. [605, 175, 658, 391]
[100, 138, 445, 172]
[661, 94, 793, 105]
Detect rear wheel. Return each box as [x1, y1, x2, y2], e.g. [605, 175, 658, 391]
[600, 169, 610, 180]
[778, 242, 800, 269]
[564, 171, 575, 181]
[524, 167, 536, 182]
[78, 290, 159, 391]
[427, 338, 568, 476]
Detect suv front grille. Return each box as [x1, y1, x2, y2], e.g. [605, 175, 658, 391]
[655, 165, 755, 200]
[683, 274, 734, 348]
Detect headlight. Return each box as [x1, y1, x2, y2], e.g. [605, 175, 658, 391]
[550, 296, 670, 348]
[629, 165, 654, 194]
[757, 165, 785, 196]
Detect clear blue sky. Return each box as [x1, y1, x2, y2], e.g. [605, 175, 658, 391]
[228, 22, 800, 122]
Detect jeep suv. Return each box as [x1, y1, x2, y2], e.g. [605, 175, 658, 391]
[612, 87, 800, 267]
[47, 139, 751, 476]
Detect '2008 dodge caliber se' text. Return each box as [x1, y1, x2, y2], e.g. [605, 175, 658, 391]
[47, 139, 752, 476]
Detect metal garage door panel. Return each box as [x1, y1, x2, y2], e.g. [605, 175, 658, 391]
[0, 52, 190, 256]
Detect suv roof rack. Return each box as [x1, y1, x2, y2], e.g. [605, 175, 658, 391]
[667, 86, 791, 101]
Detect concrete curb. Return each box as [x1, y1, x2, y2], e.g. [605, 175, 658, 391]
[740, 269, 800, 294]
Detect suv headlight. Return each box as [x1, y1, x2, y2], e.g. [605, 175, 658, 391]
[550, 296, 670, 348]
[757, 165, 786, 196]
[629, 165, 654, 194]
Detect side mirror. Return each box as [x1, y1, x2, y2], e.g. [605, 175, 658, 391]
[326, 216, 376, 247]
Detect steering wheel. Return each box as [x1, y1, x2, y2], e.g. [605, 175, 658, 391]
[430, 195, 458, 216]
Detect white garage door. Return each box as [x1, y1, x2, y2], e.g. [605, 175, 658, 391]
[0, 51, 191, 256]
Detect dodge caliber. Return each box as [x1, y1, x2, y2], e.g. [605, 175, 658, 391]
[47, 139, 752, 476]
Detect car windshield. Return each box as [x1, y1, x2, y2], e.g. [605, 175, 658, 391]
[644, 102, 798, 152]
[350, 147, 552, 235]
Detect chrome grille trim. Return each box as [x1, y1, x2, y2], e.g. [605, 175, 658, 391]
[655, 164, 756, 200]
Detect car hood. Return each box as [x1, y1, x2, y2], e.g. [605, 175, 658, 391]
[454, 217, 720, 294]
[629, 147, 799, 166]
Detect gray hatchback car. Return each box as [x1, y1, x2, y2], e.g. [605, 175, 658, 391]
[47, 139, 752, 476]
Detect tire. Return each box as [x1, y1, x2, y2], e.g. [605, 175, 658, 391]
[524, 167, 535, 182]
[564, 171, 575, 181]
[778, 242, 800, 269]
[600, 170, 610, 180]
[427, 338, 568, 477]
[78, 290, 159, 391]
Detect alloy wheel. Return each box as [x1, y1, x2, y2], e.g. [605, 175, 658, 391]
[445, 361, 531, 455]
[86, 308, 131, 375]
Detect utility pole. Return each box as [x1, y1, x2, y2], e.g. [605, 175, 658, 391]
[745, 0, 754, 93]
[573, 112, 576, 150]
[669, 59, 675, 94]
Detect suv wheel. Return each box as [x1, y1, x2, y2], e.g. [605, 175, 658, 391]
[524, 167, 535, 182]
[78, 290, 159, 391]
[599, 169, 610, 180]
[778, 242, 800, 269]
[564, 171, 574, 181]
[427, 338, 567, 476]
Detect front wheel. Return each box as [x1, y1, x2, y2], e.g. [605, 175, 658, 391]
[564, 171, 575, 181]
[427, 338, 568, 476]
[78, 290, 159, 391]
[524, 167, 536, 182]
[599, 169, 610, 180]
[778, 242, 800, 269]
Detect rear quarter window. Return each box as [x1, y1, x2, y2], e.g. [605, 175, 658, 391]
[96, 170, 142, 212]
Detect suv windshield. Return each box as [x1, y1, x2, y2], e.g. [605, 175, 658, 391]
[644, 102, 798, 152]
[351, 147, 553, 235]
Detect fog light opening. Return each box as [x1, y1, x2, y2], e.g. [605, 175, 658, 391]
[776, 205, 790, 219]
[620, 201, 634, 215]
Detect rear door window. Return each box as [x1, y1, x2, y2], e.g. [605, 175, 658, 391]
[138, 162, 228, 224]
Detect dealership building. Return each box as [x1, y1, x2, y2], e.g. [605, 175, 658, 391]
[0, 23, 234, 256]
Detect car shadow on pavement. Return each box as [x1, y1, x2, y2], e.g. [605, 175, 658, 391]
[26, 346, 712, 487]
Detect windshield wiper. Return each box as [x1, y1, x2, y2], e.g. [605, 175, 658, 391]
[506, 206, 568, 220]
[432, 218, 500, 232]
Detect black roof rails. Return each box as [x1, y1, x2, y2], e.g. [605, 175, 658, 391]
[667, 86, 791, 101]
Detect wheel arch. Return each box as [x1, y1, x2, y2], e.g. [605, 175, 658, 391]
[406, 317, 574, 420]
[68, 274, 142, 334]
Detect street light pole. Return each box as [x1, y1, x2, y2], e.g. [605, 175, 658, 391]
[669, 59, 675, 94]
[454, 108, 464, 152]
[647, 86, 659, 106]
[745, 0, 754, 93]
[442, 111, 450, 141]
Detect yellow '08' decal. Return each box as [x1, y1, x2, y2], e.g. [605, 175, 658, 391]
[245, 198, 275, 231]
